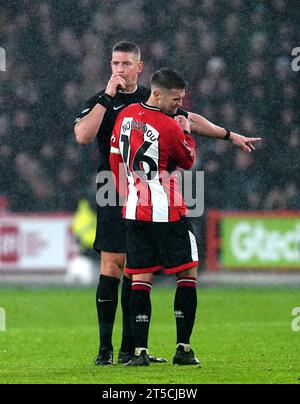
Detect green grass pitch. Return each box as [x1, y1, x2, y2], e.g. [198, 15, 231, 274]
[0, 286, 299, 384]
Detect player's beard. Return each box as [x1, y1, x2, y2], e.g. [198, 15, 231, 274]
[167, 108, 178, 116]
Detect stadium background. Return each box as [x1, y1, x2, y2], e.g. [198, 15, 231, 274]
[1, 0, 299, 281]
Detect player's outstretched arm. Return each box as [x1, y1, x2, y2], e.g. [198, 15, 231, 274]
[187, 112, 262, 153]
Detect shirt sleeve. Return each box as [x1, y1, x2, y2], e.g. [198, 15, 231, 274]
[110, 116, 127, 198]
[168, 124, 196, 170]
[74, 92, 103, 124]
[176, 108, 189, 119]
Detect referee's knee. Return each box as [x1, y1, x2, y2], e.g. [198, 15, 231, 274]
[100, 252, 126, 278]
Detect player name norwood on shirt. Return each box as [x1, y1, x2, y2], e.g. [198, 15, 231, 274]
[110, 102, 196, 223]
[75, 86, 188, 172]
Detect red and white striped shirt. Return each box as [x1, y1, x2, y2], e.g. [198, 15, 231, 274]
[110, 103, 196, 222]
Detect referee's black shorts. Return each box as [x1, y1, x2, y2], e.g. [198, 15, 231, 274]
[124, 218, 199, 275]
[93, 204, 127, 254]
[93, 176, 127, 254]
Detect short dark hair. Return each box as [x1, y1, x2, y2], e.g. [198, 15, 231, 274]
[112, 41, 141, 59]
[151, 68, 187, 90]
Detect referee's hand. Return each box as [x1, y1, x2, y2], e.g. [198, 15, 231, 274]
[230, 132, 262, 153]
[175, 115, 191, 134]
[106, 73, 127, 97]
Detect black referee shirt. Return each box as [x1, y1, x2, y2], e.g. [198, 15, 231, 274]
[75, 86, 188, 171]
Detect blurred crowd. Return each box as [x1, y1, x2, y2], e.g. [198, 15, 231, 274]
[0, 0, 299, 213]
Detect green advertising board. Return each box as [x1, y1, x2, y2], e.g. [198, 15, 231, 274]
[220, 216, 300, 269]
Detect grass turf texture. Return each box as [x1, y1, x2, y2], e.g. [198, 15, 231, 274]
[0, 287, 299, 384]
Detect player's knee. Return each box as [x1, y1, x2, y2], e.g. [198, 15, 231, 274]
[176, 267, 198, 279]
[132, 273, 153, 283]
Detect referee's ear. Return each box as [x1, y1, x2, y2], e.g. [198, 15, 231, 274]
[137, 61, 144, 74]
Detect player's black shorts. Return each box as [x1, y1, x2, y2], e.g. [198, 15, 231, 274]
[93, 176, 127, 254]
[124, 218, 199, 275]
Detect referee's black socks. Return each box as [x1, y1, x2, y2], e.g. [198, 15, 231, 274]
[120, 275, 135, 353]
[174, 277, 197, 345]
[96, 274, 120, 351]
[130, 281, 152, 351]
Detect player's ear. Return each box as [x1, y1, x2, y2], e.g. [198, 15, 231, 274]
[153, 88, 161, 100]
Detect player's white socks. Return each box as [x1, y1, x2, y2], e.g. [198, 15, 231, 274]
[177, 343, 191, 352]
[135, 347, 149, 356]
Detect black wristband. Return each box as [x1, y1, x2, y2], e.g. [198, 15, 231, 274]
[98, 93, 113, 110]
[183, 130, 191, 136]
[223, 129, 231, 141]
